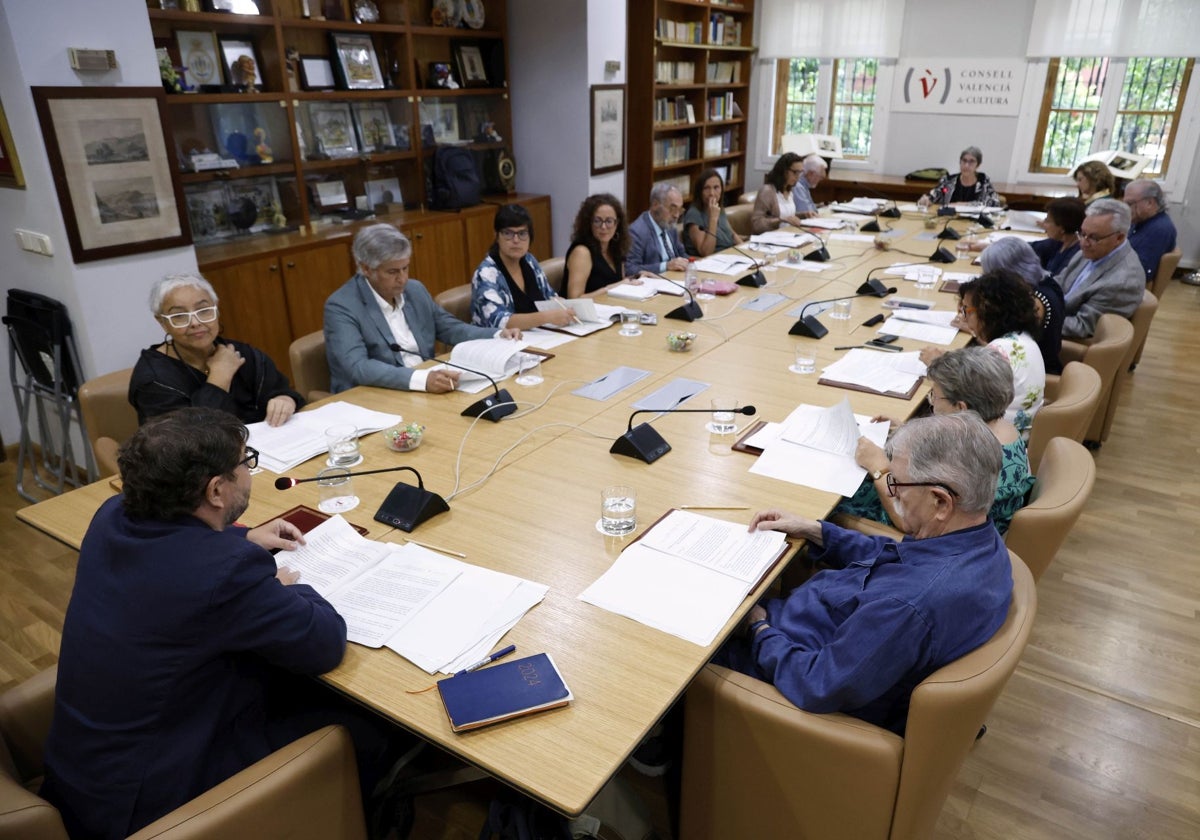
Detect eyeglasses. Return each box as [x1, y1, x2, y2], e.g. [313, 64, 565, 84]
[927, 391, 952, 407]
[499, 228, 530, 241]
[238, 446, 259, 471]
[886, 472, 959, 498]
[159, 306, 218, 328]
[592, 217, 617, 228]
[1078, 230, 1119, 244]
[957, 303, 977, 317]
[960, 157, 978, 164]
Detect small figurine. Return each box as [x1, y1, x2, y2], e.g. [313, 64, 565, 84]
[254, 127, 273, 163]
[477, 121, 503, 143]
[232, 54, 258, 93]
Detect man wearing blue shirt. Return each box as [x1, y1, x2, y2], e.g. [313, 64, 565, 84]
[1124, 178, 1177, 282]
[1055, 198, 1145, 339]
[791, 154, 827, 218]
[721, 413, 1013, 735]
[626, 183, 689, 275]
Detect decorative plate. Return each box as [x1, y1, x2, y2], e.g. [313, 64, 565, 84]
[353, 0, 379, 24]
[432, 0, 462, 27]
[462, 0, 485, 29]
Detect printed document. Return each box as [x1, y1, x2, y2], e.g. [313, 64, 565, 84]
[247, 400, 402, 473]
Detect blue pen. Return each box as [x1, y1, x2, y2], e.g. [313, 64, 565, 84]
[455, 644, 516, 677]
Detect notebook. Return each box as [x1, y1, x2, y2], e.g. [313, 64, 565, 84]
[437, 653, 572, 732]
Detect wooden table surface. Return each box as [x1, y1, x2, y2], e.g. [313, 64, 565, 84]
[17, 214, 975, 816]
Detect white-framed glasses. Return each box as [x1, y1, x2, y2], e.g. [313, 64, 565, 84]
[159, 306, 218, 328]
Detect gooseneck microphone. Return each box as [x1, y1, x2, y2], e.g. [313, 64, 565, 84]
[275, 465, 424, 490]
[788, 283, 896, 339]
[646, 272, 703, 322]
[372, 466, 450, 532]
[731, 246, 767, 287]
[401, 344, 517, 422]
[855, 183, 903, 219]
[611, 405, 757, 464]
[803, 230, 831, 262]
[937, 217, 962, 240]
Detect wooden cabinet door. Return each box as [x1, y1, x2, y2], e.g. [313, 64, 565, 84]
[403, 215, 469, 298]
[522, 196, 553, 261]
[205, 257, 296, 382]
[280, 241, 355, 341]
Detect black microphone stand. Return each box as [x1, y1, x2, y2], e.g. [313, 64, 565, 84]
[730, 245, 767, 287]
[788, 281, 895, 338]
[371, 466, 450, 532]
[611, 406, 757, 464]
[406, 345, 518, 422]
[646, 272, 704, 321]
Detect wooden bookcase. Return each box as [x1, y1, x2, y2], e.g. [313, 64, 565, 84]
[625, 0, 756, 216]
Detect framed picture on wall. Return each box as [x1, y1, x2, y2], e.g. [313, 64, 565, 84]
[307, 101, 359, 157]
[329, 32, 385, 90]
[351, 101, 396, 151]
[590, 84, 625, 175]
[452, 43, 490, 88]
[31, 86, 191, 263]
[0, 97, 25, 189]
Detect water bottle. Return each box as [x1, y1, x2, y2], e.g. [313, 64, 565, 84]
[684, 258, 699, 295]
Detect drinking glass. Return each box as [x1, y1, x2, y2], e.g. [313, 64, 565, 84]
[600, 485, 637, 536]
[325, 424, 361, 467]
[831, 299, 852, 320]
[791, 346, 816, 374]
[709, 397, 738, 435]
[619, 310, 642, 336]
[515, 353, 543, 386]
[317, 467, 359, 513]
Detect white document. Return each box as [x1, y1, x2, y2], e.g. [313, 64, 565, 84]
[638, 275, 686, 296]
[886, 309, 956, 326]
[748, 406, 891, 496]
[778, 398, 861, 458]
[694, 253, 757, 275]
[749, 231, 815, 247]
[605, 283, 657, 301]
[830, 233, 877, 243]
[883, 262, 943, 281]
[820, 349, 927, 396]
[247, 400, 403, 473]
[880, 317, 959, 345]
[534, 299, 625, 336]
[428, 338, 532, 393]
[1004, 210, 1046, 232]
[522, 328, 579, 350]
[799, 217, 848, 230]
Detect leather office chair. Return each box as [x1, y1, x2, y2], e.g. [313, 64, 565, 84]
[77, 368, 137, 479]
[1127, 288, 1160, 371]
[288, 331, 332, 403]
[1148, 247, 1180, 300]
[1026, 361, 1102, 468]
[725, 203, 753, 239]
[0, 667, 367, 840]
[433, 284, 472, 324]
[1056, 313, 1134, 446]
[1004, 437, 1095, 583]
[680, 552, 1036, 840]
[540, 256, 566, 295]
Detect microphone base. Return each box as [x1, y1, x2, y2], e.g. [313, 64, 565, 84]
[937, 206, 957, 217]
[929, 247, 958, 264]
[937, 226, 962, 240]
[665, 301, 704, 321]
[610, 423, 672, 464]
[880, 206, 902, 218]
[856, 278, 892, 298]
[859, 219, 881, 233]
[977, 214, 995, 228]
[373, 481, 450, 533]
[461, 388, 517, 422]
[788, 315, 828, 339]
[803, 247, 831, 262]
[737, 270, 767, 287]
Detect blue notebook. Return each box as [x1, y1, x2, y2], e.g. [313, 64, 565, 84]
[437, 653, 573, 732]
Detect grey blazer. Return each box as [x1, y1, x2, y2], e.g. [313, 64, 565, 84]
[323, 275, 494, 392]
[1056, 244, 1144, 339]
[626, 210, 685, 275]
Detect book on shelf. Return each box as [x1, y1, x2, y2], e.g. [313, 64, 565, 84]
[653, 136, 692, 167]
[656, 18, 704, 44]
[655, 60, 695, 84]
[654, 95, 695, 125]
[437, 652, 572, 732]
[709, 13, 743, 45]
[706, 61, 741, 84]
[708, 92, 736, 121]
[703, 127, 740, 158]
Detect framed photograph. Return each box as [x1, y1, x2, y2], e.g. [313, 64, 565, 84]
[307, 101, 359, 157]
[31, 86, 190, 263]
[452, 43, 490, 88]
[590, 84, 625, 176]
[217, 36, 263, 91]
[419, 100, 460, 144]
[351, 102, 396, 152]
[175, 30, 224, 89]
[313, 179, 350, 209]
[184, 182, 235, 243]
[365, 177, 402, 209]
[225, 176, 281, 232]
[299, 56, 336, 91]
[0, 97, 25, 189]
[428, 62, 458, 90]
[329, 32, 384, 90]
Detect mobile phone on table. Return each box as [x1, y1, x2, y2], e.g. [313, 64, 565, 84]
[871, 334, 898, 344]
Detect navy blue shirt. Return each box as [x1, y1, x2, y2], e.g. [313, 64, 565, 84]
[1128, 210, 1177, 282]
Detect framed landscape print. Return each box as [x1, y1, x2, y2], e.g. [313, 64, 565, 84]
[32, 87, 190, 263]
[419, 99, 459, 144]
[351, 101, 395, 151]
[590, 84, 625, 175]
[329, 32, 384, 90]
[307, 101, 359, 157]
[184, 182, 235, 243]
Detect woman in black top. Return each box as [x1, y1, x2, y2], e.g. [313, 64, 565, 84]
[563, 193, 632, 298]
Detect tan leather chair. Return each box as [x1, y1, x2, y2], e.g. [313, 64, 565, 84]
[1004, 437, 1095, 583]
[1148, 247, 1180, 299]
[1056, 313, 1134, 445]
[1026, 361, 1102, 468]
[78, 368, 137, 479]
[434, 283, 472, 324]
[680, 552, 1036, 840]
[0, 667, 367, 840]
[726, 203, 753, 239]
[540, 256, 565, 295]
[1127, 288, 1160, 371]
[288, 331, 331, 403]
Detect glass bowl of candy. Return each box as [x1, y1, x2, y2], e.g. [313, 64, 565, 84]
[383, 422, 425, 452]
[666, 331, 697, 352]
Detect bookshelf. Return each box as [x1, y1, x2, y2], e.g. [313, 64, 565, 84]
[626, 0, 756, 215]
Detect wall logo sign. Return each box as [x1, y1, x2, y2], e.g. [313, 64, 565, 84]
[894, 59, 1025, 116]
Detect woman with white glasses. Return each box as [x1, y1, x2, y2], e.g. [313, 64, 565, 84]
[129, 273, 302, 426]
[470, 203, 574, 330]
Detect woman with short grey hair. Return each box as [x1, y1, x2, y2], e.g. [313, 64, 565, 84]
[918, 145, 1000, 208]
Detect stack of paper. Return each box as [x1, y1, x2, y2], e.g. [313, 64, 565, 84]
[883, 262, 943, 281]
[829, 197, 882, 215]
[247, 400, 403, 473]
[1004, 210, 1046, 232]
[799, 217, 848, 230]
[750, 230, 816, 248]
[881, 310, 959, 345]
[606, 283, 657, 301]
[819, 348, 927, 397]
[580, 509, 788, 646]
[280, 516, 549, 674]
[428, 337, 531, 394]
[694, 253, 757, 275]
[534, 298, 622, 336]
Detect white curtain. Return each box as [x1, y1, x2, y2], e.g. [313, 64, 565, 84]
[759, 0, 905, 60]
[1027, 0, 1200, 57]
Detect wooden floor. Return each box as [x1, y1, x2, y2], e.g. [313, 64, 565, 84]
[2, 281, 1199, 838]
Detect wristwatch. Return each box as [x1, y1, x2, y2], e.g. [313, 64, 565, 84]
[871, 468, 889, 481]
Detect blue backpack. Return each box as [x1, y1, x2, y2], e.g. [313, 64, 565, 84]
[429, 146, 482, 210]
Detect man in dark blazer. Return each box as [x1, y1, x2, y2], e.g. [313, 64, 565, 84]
[39, 408, 369, 839]
[626, 183, 690, 275]
[1056, 198, 1145, 339]
[324, 223, 519, 393]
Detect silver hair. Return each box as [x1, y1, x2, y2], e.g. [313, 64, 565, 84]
[148, 273, 218, 315]
[886, 412, 1002, 515]
[352, 223, 412, 269]
[649, 182, 681, 206]
[979, 236, 1046, 285]
[1127, 178, 1167, 212]
[802, 154, 828, 173]
[927, 346, 1014, 423]
[961, 146, 983, 164]
[1086, 197, 1132, 235]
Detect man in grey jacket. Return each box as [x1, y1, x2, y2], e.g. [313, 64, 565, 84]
[1055, 198, 1144, 339]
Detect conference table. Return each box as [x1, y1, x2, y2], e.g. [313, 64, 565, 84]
[17, 211, 981, 817]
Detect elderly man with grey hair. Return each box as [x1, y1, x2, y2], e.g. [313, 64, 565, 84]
[1124, 178, 1177, 282]
[626, 183, 689, 275]
[719, 412, 1013, 734]
[1055, 197, 1145, 339]
[324, 223, 520, 393]
[790, 153, 828, 218]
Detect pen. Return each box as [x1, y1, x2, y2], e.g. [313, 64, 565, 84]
[552, 296, 582, 325]
[679, 505, 750, 511]
[455, 644, 516, 676]
[405, 538, 466, 559]
[835, 344, 904, 353]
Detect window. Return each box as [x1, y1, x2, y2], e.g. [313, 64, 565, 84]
[771, 58, 879, 159]
[1031, 56, 1193, 175]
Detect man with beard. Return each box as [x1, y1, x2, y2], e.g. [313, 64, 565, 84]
[39, 407, 364, 839]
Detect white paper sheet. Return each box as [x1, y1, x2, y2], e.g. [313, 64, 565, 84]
[248, 401, 403, 473]
[879, 317, 959, 345]
[820, 349, 927, 395]
[748, 408, 891, 496]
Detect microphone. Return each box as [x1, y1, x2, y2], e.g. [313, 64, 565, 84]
[731, 245, 767, 287]
[788, 283, 896, 339]
[937, 217, 962, 240]
[929, 244, 958, 263]
[611, 405, 757, 464]
[401, 344, 517, 422]
[275, 465, 424, 490]
[803, 230, 831, 262]
[371, 466, 449, 532]
[854, 183, 902, 219]
[645, 272, 703, 322]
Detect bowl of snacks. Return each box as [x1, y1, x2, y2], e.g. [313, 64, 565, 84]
[666, 331, 697, 352]
[382, 422, 425, 452]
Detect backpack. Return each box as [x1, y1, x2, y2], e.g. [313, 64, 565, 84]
[905, 166, 949, 182]
[429, 145, 482, 210]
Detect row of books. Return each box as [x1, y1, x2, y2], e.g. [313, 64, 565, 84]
[708, 92, 742, 121]
[655, 173, 691, 197]
[707, 60, 742, 84]
[653, 136, 692, 167]
[655, 16, 746, 46]
[655, 95, 696, 125]
[710, 13, 744, 45]
[656, 18, 705, 44]
[702, 127, 740, 157]
[654, 60, 695, 84]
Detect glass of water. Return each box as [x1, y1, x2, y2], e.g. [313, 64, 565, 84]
[600, 485, 637, 536]
[515, 353, 543, 386]
[708, 397, 739, 434]
[619, 310, 642, 336]
[324, 424, 361, 467]
[317, 467, 359, 513]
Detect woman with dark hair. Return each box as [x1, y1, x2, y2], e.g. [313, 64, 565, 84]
[923, 270, 1046, 439]
[1031, 196, 1085, 278]
[682, 168, 744, 256]
[469, 204, 574, 330]
[1073, 160, 1115, 204]
[751, 152, 805, 233]
[564, 193, 633, 298]
[917, 145, 1000, 208]
[980, 236, 1065, 374]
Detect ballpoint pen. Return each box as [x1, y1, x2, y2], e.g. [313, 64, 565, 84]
[835, 343, 904, 353]
[552, 296, 582, 325]
[455, 644, 516, 676]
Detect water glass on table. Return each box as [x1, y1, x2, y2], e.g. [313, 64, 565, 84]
[317, 467, 359, 513]
[791, 345, 816, 374]
[324, 424, 361, 467]
[708, 397, 739, 435]
[600, 485, 637, 536]
[830, 299, 852, 320]
[619, 310, 642, 337]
